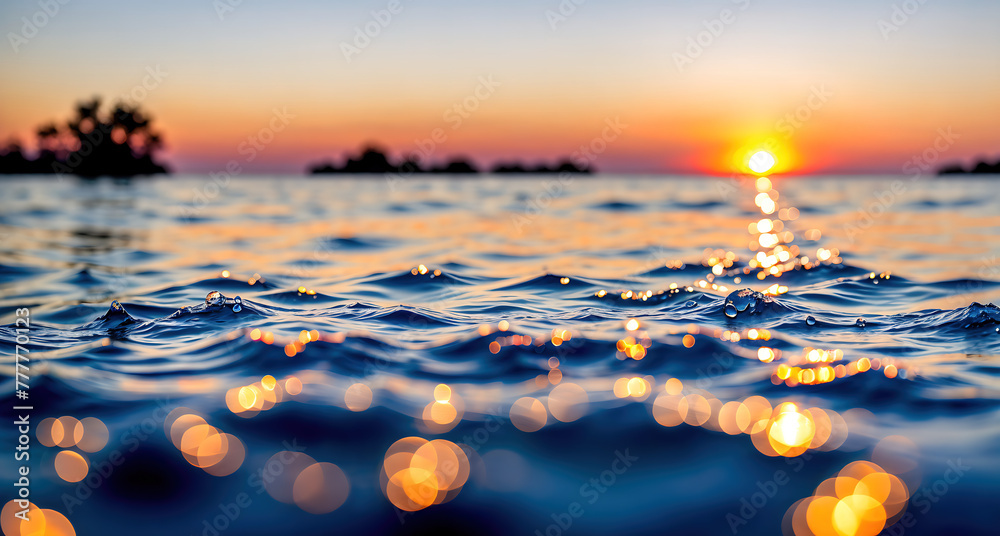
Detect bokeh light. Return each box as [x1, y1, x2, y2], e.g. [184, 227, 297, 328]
[293, 462, 351, 514]
[509, 397, 547, 432]
[380, 437, 470, 512]
[54, 450, 89, 483]
[547, 382, 589, 423]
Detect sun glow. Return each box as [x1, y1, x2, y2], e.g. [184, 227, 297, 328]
[748, 150, 776, 174]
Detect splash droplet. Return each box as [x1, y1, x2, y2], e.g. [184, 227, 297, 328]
[104, 299, 134, 320]
[685, 300, 696, 308]
[806, 315, 816, 326]
[206, 291, 225, 306]
[856, 317, 867, 328]
[723, 289, 771, 318]
[233, 304, 242, 313]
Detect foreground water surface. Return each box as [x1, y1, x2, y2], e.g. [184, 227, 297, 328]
[1, 175, 999, 536]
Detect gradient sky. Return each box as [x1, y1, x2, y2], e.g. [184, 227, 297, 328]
[1, 0, 998, 174]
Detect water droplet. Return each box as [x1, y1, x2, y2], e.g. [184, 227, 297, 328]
[806, 315, 816, 326]
[685, 300, 696, 308]
[111, 300, 121, 310]
[206, 290, 225, 306]
[234, 296, 242, 304]
[232, 304, 242, 313]
[856, 317, 867, 328]
[723, 288, 770, 318]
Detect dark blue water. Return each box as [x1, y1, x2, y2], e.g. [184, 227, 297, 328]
[1, 175, 999, 536]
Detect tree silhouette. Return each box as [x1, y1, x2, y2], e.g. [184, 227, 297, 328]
[0, 97, 169, 177]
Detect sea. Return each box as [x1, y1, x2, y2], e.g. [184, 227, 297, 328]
[1, 174, 998, 536]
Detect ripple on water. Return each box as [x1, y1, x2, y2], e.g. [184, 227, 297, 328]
[2, 177, 999, 534]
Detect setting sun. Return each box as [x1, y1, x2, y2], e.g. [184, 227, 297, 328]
[748, 150, 776, 174]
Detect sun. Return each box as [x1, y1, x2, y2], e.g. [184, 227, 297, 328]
[748, 150, 776, 174]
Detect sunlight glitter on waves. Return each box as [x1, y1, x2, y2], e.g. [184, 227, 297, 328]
[218, 309, 917, 436]
[646, 383, 852, 459]
[773, 355, 917, 387]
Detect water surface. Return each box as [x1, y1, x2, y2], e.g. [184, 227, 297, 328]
[1, 175, 998, 535]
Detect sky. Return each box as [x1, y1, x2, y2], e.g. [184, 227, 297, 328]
[1, 0, 998, 175]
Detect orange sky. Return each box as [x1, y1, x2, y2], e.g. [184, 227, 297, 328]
[1, 0, 998, 174]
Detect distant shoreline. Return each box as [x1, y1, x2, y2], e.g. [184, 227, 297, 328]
[305, 146, 592, 176]
[937, 158, 1000, 175]
[2, 172, 999, 181]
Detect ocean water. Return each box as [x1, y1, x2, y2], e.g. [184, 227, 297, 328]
[1, 175, 999, 536]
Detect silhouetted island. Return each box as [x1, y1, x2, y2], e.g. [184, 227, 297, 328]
[308, 146, 591, 175]
[938, 158, 1000, 175]
[490, 159, 592, 174]
[0, 97, 169, 177]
